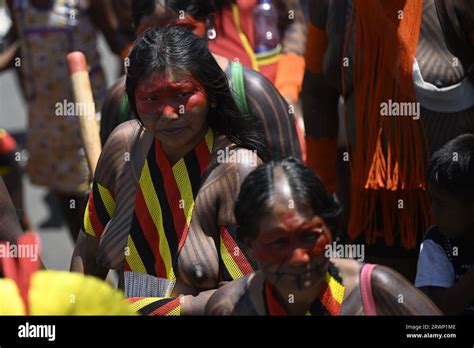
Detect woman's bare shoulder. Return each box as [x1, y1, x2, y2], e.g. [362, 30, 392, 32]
[95, 120, 145, 187]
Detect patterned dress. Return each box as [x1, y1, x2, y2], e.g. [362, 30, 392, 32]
[11, 0, 107, 193]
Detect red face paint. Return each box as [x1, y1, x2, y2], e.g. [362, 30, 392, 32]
[279, 211, 299, 230]
[135, 74, 207, 117]
[134, 72, 208, 137]
[254, 214, 332, 265]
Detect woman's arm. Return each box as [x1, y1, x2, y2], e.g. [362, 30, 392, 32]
[70, 230, 109, 278]
[420, 267, 474, 315]
[279, 0, 307, 56]
[70, 122, 132, 277]
[0, 39, 20, 72]
[372, 265, 442, 315]
[244, 68, 302, 160]
[0, 177, 23, 244]
[89, 0, 122, 55]
[275, 0, 307, 102]
[99, 76, 129, 146]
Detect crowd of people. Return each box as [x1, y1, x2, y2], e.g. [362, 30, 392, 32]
[0, 0, 473, 316]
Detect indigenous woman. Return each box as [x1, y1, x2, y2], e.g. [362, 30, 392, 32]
[71, 26, 267, 315]
[100, 0, 301, 161]
[302, 0, 474, 281]
[206, 158, 442, 315]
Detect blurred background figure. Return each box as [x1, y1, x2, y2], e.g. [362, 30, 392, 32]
[210, 0, 307, 158]
[3, 0, 124, 243]
[302, 0, 474, 282]
[111, 0, 135, 72]
[210, 0, 306, 102]
[0, 128, 31, 232]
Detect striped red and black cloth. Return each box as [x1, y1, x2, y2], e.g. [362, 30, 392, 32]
[124, 128, 214, 280]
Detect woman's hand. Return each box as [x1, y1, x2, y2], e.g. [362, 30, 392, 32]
[70, 230, 109, 280]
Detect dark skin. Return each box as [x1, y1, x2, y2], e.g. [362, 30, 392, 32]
[0, 177, 23, 244]
[0, 177, 45, 270]
[71, 68, 262, 314]
[419, 185, 474, 315]
[3, 163, 31, 232]
[100, 4, 301, 159]
[134, 70, 213, 163]
[206, 168, 441, 315]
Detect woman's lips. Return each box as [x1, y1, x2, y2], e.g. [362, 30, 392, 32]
[158, 127, 185, 135]
[275, 259, 328, 277]
[276, 268, 319, 277]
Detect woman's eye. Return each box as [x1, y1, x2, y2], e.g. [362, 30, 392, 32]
[269, 238, 289, 247]
[303, 233, 318, 243]
[178, 91, 192, 98]
[145, 97, 158, 103]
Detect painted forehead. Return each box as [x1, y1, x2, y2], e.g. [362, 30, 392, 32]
[137, 69, 202, 87]
[272, 166, 293, 204]
[264, 165, 315, 225]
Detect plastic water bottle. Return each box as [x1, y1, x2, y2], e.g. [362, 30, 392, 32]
[253, 0, 280, 53]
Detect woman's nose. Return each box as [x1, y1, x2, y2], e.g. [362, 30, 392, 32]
[287, 248, 311, 266]
[161, 104, 179, 120]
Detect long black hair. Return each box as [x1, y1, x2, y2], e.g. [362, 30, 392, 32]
[235, 157, 340, 243]
[126, 26, 268, 160]
[427, 133, 474, 203]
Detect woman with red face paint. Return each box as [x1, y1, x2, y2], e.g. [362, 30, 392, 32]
[206, 158, 442, 315]
[71, 26, 268, 315]
[100, 0, 302, 162]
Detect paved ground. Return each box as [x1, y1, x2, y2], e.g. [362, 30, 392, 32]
[1, 34, 119, 271]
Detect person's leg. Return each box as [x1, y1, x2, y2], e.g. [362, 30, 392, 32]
[3, 166, 30, 231]
[55, 191, 88, 243]
[0, 130, 31, 231]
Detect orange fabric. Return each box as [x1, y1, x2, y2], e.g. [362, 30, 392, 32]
[305, 136, 337, 193]
[305, 22, 327, 75]
[274, 52, 306, 101]
[343, 0, 430, 249]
